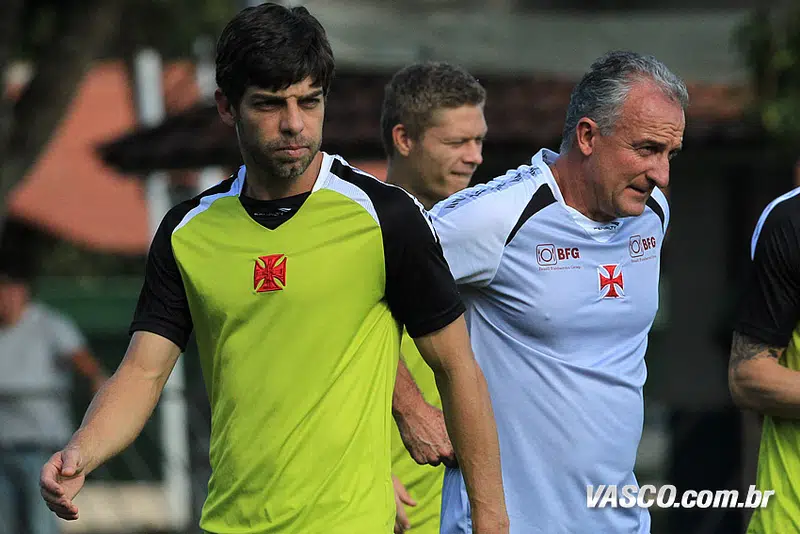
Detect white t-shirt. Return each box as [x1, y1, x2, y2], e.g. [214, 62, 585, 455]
[0, 302, 86, 446]
[431, 149, 667, 534]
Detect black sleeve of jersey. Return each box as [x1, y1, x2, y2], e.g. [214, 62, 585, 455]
[129, 204, 195, 351]
[735, 200, 800, 347]
[382, 192, 466, 338]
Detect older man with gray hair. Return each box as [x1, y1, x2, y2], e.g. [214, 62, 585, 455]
[431, 50, 687, 533]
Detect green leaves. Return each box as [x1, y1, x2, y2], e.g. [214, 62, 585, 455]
[735, 6, 800, 141]
[115, 0, 237, 59]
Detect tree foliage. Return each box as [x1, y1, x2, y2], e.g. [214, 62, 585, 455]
[115, 0, 236, 59]
[0, 0, 236, 274]
[0, 0, 236, 218]
[735, 5, 800, 141]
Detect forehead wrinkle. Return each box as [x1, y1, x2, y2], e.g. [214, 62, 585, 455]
[618, 101, 684, 147]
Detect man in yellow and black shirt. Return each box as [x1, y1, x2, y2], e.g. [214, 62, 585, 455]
[730, 186, 800, 533]
[38, 4, 508, 534]
[380, 62, 488, 534]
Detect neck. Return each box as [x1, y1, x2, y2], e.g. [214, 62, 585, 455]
[550, 150, 614, 223]
[243, 151, 324, 201]
[386, 159, 436, 210]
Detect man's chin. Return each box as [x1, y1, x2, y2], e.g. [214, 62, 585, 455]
[445, 174, 473, 193]
[450, 173, 473, 183]
[266, 154, 314, 180]
[617, 200, 648, 218]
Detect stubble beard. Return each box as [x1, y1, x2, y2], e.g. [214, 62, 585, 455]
[250, 136, 322, 181]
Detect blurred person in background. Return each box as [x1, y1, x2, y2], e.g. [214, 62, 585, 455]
[39, 4, 508, 534]
[729, 185, 800, 533]
[430, 50, 686, 533]
[381, 62, 487, 534]
[0, 223, 105, 534]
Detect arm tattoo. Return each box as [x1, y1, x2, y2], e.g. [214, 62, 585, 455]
[730, 331, 785, 370]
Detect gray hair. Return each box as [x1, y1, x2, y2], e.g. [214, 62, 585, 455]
[559, 51, 689, 153]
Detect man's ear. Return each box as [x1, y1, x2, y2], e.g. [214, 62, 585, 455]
[575, 117, 600, 157]
[391, 123, 415, 158]
[215, 89, 236, 127]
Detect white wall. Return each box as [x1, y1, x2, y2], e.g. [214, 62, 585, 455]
[301, 1, 751, 84]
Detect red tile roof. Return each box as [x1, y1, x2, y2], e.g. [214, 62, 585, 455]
[7, 60, 198, 254]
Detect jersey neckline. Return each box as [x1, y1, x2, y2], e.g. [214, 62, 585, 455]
[231, 152, 335, 232]
[531, 148, 624, 243]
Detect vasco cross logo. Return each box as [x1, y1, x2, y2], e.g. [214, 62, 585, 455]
[254, 254, 287, 293]
[598, 264, 624, 298]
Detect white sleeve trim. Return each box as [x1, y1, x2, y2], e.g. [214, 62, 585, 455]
[751, 186, 800, 260]
[649, 187, 670, 235]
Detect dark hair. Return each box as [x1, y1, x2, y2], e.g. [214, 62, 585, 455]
[381, 62, 486, 158]
[215, 3, 335, 109]
[560, 50, 688, 153]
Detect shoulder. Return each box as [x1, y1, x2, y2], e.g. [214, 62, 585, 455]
[323, 154, 432, 234]
[28, 302, 80, 335]
[430, 163, 554, 243]
[431, 164, 545, 219]
[325, 154, 421, 208]
[27, 302, 59, 324]
[751, 187, 800, 260]
[169, 173, 242, 235]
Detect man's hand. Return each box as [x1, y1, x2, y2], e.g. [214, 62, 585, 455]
[396, 400, 456, 467]
[39, 448, 87, 520]
[393, 474, 416, 534]
[393, 358, 456, 467]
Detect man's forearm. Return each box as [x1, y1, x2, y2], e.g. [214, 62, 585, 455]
[392, 359, 426, 420]
[730, 358, 800, 418]
[67, 365, 166, 474]
[413, 316, 508, 530]
[435, 360, 507, 527]
[729, 331, 800, 418]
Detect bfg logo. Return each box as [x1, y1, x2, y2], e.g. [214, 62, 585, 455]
[629, 235, 657, 258]
[537, 244, 581, 266]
